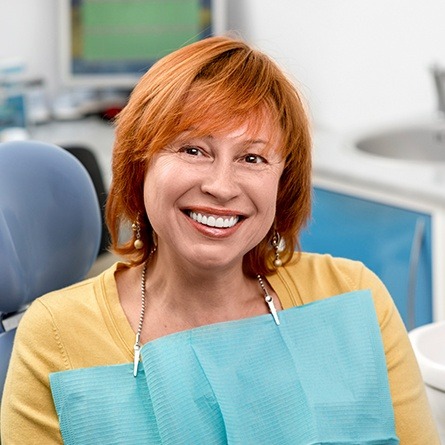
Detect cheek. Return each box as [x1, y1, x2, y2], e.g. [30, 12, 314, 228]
[251, 173, 281, 219]
[142, 161, 172, 217]
[142, 160, 194, 216]
[264, 190, 279, 222]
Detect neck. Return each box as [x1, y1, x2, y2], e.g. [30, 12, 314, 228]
[122, 249, 279, 344]
[146, 253, 260, 316]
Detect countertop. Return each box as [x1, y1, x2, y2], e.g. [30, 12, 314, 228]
[312, 122, 445, 207]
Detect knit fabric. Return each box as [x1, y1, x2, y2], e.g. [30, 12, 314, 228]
[1, 253, 440, 444]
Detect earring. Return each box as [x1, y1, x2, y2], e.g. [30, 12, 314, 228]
[132, 220, 144, 250]
[272, 232, 283, 268]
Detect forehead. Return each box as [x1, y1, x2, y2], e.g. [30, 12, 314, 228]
[177, 107, 283, 151]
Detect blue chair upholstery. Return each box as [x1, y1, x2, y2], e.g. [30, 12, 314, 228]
[0, 140, 102, 399]
[0, 330, 16, 399]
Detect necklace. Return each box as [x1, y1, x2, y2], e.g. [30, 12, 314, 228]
[257, 274, 281, 326]
[133, 263, 280, 377]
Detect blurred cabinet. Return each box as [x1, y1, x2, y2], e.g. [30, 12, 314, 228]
[300, 186, 433, 330]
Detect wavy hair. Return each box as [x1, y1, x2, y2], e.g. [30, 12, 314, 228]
[106, 35, 312, 276]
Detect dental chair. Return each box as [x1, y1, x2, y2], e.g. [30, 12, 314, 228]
[0, 140, 102, 400]
[62, 145, 110, 255]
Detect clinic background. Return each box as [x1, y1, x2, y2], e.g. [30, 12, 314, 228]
[1, 0, 445, 134]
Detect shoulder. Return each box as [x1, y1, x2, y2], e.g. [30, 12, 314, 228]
[15, 263, 119, 350]
[271, 252, 395, 322]
[27, 273, 100, 325]
[279, 252, 381, 299]
[12, 262, 125, 372]
[287, 251, 367, 283]
[34, 261, 120, 313]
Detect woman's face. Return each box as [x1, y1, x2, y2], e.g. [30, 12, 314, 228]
[143, 116, 285, 272]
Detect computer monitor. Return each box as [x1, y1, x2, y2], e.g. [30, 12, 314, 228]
[58, 0, 227, 90]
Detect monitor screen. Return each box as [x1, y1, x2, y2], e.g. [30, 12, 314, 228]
[58, 0, 227, 89]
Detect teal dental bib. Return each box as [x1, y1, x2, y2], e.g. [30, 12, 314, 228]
[50, 290, 399, 444]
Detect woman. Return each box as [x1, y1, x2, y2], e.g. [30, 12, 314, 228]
[1, 36, 439, 444]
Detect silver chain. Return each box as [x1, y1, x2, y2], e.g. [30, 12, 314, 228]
[137, 263, 147, 336]
[257, 274, 281, 326]
[133, 262, 147, 377]
[133, 265, 280, 377]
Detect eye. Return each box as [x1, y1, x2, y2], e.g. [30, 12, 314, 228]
[179, 145, 203, 156]
[243, 154, 266, 164]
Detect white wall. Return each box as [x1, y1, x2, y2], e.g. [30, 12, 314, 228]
[228, 0, 445, 133]
[2, 0, 445, 133]
[0, 0, 58, 93]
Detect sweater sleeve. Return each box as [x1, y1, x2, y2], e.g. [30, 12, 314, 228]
[355, 263, 440, 445]
[1, 299, 66, 444]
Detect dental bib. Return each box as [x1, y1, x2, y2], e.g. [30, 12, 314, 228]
[50, 291, 399, 444]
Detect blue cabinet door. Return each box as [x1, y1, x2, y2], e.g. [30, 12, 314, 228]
[300, 187, 433, 329]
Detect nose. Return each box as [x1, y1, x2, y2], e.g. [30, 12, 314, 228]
[200, 160, 242, 202]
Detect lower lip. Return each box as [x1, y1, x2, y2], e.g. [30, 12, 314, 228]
[185, 213, 242, 238]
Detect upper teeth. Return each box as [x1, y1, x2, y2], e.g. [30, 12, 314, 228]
[189, 211, 239, 228]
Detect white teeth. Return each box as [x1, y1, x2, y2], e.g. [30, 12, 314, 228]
[189, 211, 239, 228]
[215, 217, 224, 228]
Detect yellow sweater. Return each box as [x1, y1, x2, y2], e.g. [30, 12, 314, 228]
[1, 253, 440, 444]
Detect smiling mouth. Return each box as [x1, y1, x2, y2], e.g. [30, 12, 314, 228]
[187, 211, 240, 228]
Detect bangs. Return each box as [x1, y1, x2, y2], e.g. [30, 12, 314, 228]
[175, 99, 284, 158]
[132, 39, 302, 165]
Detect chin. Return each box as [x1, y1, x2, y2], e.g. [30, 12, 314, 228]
[185, 250, 245, 272]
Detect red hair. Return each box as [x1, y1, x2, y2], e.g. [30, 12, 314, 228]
[106, 35, 312, 276]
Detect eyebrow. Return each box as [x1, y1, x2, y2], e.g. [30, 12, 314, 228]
[203, 135, 270, 145]
[243, 139, 269, 145]
[175, 131, 272, 148]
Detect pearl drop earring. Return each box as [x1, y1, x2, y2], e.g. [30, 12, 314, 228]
[132, 220, 144, 250]
[272, 232, 283, 268]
